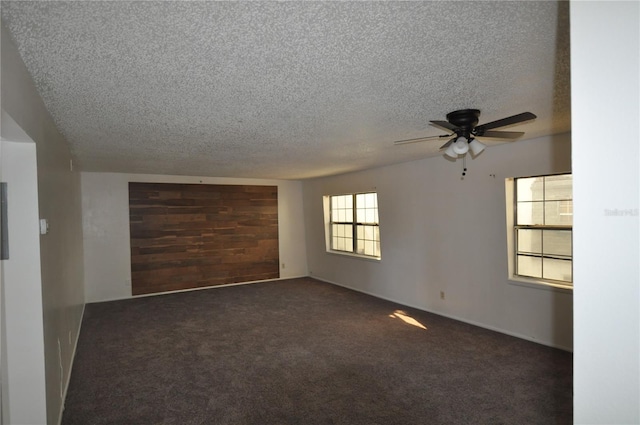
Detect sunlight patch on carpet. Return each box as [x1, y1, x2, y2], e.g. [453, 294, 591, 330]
[389, 310, 427, 330]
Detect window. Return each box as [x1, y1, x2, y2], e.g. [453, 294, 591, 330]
[328, 192, 380, 258]
[510, 173, 573, 286]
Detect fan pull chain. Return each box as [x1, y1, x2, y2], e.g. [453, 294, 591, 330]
[461, 155, 467, 179]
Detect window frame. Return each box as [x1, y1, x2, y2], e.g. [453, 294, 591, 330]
[506, 173, 573, 290]
[326, 192, 381, 260]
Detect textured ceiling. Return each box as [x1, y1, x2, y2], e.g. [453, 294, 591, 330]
[1, 1, 570, 180]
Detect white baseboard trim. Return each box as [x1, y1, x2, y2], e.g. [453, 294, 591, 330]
[312, 276, 573, 353]
[87, 275, 310, 304]
[58, 302, 86, 425]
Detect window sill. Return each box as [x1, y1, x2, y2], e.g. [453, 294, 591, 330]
[508, 275, 573, 293]
[326, 250, 381, 262]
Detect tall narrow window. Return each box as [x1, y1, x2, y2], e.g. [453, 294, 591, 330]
[329, 192, 380, 258]
[513, 174, 573, 285]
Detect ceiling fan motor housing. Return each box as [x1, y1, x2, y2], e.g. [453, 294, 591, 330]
[446, 109, 480, 138]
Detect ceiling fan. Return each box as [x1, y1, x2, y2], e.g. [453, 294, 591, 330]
[393, 109, 537, 158]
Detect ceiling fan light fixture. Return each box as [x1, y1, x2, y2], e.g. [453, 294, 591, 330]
[451, 136, 469, 155]
[444, 144, 459, 158]
[468, 138, 486, 155]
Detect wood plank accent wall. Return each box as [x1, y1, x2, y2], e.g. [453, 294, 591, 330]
[129, 183, 279, 295]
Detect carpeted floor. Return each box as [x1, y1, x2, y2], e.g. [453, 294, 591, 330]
[62, 277, 572, 424]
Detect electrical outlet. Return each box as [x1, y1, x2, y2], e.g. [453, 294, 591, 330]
[440, 291, 445, 300]
[281, 263, 285, 269]
[68, 331, 72, 345]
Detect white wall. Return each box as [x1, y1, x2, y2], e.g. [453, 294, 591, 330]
[2, 24, 86, 425]
[303, 133, 573, 350]
[81, 172, 308, 303]
[571, 2, 639, 423]
[0, 139, 47, 425]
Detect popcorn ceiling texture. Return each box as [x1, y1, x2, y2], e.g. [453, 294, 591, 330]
[1, 1, 570, 179]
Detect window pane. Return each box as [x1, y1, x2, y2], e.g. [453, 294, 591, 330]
[542, 230, 572, 257]
[543, 258, 572, 282]
[517, 177, 544, 202]
[356, 225, 372, 241]
[364, 194, 370, 208]
[331, 195, 353, 224]
[359, 193, 367, 208]
[364, 240, 374, 256]
[517, 255, 542, 278]
[545, 201, 573, 225]
[517, 229, 541, 254]
[517, 202, 544, 225]
[356, 225, 380, 257]
[345, 195, 353, 209]
[365, 209, 375, 223]
[332, 224, 353, 252]
[545, 175, 573, 201]
[364, 226, 374, 240]
[342, 208, 353, 222]
[356, 192, 379, 224]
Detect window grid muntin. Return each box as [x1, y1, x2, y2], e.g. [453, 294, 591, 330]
[514, 174, 573, 284]
[330, 192, 380, 258]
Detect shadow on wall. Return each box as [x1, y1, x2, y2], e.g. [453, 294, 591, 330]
[550, 0, 573, 354]
[549, 134, 573, 353]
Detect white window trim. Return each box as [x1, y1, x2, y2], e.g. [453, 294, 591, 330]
[323, 194, 381, 261]
[326, 249, 382, 263]
[505, 177, 573, 291]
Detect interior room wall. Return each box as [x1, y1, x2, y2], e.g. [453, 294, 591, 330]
[571, 2, 639, 423]
[303, 132, 573, 350]
[1, 24, 86, 425]
[0, 138, 47, 425]
[81, 172, 308, 303]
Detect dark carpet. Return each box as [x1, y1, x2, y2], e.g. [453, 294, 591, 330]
[62, 277, 572, 424]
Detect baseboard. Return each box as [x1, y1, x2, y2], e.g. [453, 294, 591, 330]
[312, 276, 573, 353]
[87, 275, 310, 304]
[57, 303, 86, 425]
